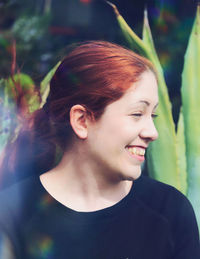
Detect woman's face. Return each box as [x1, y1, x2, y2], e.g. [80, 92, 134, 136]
[86, 71, 159, 182]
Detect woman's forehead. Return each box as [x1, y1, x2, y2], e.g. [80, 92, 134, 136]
[115, 72, 158, 106]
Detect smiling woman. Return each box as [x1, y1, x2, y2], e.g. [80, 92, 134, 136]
[0, 41, 199, 259]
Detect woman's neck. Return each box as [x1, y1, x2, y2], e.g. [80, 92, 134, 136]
[40, 149, 133, 212]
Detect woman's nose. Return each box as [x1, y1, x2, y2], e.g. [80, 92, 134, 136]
[140, 119, 158, 142]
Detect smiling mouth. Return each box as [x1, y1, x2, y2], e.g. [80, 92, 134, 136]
[127, 146, 146, 156]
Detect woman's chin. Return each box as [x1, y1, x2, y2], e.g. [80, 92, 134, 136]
[119, 166, 142, 181]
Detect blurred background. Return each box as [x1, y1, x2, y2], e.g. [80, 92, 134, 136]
[0, 0, 198, 122]
[1, 1, 200, 227]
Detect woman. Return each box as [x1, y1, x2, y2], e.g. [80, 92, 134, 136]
[0, 41, 199, 258]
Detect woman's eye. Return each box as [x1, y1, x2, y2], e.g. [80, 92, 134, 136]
[130, 113, 158, 119]
[131, 113, 142, 117]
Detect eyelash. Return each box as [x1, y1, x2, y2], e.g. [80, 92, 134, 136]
[131, 113, 158, 119]
[132, 113, 142, 117]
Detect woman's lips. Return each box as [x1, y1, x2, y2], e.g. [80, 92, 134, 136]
[126, 146, 146, 162]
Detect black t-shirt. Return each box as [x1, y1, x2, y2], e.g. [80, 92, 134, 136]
[0, 174, 199, 259]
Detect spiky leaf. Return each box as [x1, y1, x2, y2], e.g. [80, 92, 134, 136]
[181, 4, 200, 227]
[176, 108, 187, 195]
[40, 62, 61, 108]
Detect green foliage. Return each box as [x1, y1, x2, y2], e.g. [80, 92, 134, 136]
[181, 5, 200, 226]
[12, 15, 50, 51]
[0, 64, 58, 170]
[40, 61, 61, 108]
[0, 0, 52, 78]
[109, 2, 200, 230]
[0, 78, 19, 160]
[5, 73, 40, 114]
[0, 73, 39, 153]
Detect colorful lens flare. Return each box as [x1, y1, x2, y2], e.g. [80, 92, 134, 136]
[28, 235, 55, 258]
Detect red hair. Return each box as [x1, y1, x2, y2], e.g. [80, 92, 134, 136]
[1, 41, 157, 182]
[46, 41, 156, 138]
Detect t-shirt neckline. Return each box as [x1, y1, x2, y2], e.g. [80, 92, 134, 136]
[36, 175, 136, 222]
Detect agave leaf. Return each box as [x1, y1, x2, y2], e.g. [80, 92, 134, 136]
[40, 61, 61, 108]
[176, 108, 187, 195]
[142, 8, 173, 108]
[181, 4, 200, 226]
[146, 114, 180, 190]
[142, 9, 180, 189]
[107, 1, 149, 56]
[142, 8, 162, 72]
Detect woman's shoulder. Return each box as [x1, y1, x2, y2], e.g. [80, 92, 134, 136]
[133, 175, 195, 216]
[135, 175, 200, 256]
[134, 175, 199, 243]
[134, 174, 189, 202]
[135, 173, 181, 191]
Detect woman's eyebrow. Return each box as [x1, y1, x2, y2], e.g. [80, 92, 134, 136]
[139, 100, 159, 109]
[139, 100, 150, 106]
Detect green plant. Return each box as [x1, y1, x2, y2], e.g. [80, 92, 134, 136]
[107, 1, 200, 230]
[0, 63, 59, 175]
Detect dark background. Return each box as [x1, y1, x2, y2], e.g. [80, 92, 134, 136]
[0, 0, 199, 122]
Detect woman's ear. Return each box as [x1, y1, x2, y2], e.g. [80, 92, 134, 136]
[69, 105, 91, 139]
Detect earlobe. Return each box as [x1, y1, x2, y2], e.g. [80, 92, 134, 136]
[70, 105, 89, 139]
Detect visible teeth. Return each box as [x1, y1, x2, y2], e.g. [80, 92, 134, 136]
[128, 147, 145, 156]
